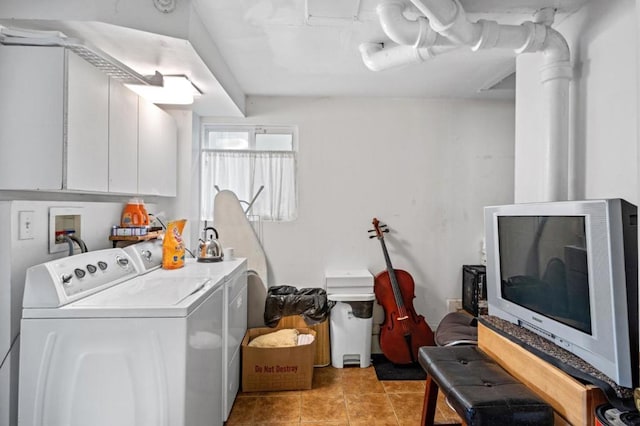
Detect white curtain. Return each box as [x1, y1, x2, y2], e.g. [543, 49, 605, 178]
[201, 150, 297, 221]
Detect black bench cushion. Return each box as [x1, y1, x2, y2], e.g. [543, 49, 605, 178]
[419, 345, 554, 426]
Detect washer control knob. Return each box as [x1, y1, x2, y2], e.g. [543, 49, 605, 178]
[61, 273, 73, 286]
[97, 261, 108, 271]
[142, 250, 153, 262]
[115, 256, 129, 268]
[74, 268, 86, 279]
[86, 264, 97, 274]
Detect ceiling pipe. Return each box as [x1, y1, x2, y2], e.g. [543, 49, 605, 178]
[377, 0, 428, 46]
[364, 1, 547, 72]
[360, 42, 428, 71]
[471, 21, 546, 53]
[360, 42, 455, 71]
[360, 0, 456, 72]
[407, 0, 481, 45]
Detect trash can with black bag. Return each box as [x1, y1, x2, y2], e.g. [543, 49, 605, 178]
[263, 285, 335, 366]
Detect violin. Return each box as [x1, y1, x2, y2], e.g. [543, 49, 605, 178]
[369, 218, 435, 364]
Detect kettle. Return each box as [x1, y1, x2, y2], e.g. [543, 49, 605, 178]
[197, 227, 223, 262]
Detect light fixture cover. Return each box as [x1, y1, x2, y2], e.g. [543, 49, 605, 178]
[125, 75, 201, 105]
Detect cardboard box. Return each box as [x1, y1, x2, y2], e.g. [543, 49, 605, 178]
[241, 327, 316, 392]
[276, 316, 330, 367]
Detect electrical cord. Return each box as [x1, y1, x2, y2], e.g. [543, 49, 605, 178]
[0, 333, 19, 371]
[150, 213, 196, 258]
[149, 213, 166, 230]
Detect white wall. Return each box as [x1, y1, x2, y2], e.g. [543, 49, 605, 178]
[203, 96, 516, 328]
[515, 0, 637, 203]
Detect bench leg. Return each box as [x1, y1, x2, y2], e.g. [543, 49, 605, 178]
[421, 375, 439, 426]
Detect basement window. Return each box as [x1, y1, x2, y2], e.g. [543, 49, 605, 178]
[201, 125, 298, 222]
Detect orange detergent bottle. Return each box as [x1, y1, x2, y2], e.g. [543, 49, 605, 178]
[121, 198, 148, 227]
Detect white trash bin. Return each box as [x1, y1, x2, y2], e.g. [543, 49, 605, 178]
[325, 270, 375, 368]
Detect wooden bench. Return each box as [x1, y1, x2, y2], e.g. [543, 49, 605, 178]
[419, 345, 554, 426]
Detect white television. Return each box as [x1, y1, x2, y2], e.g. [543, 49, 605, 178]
[484, 198, 638, 389]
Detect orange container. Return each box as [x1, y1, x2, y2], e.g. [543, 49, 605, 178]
[121, 199, 149, 227]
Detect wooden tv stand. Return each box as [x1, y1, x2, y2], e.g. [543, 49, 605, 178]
[478, 321, 607, 426]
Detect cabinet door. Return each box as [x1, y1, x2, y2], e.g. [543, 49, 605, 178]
[108, 82, 139, 194]
[138, 99, 177, 196]
[66, 50, 110, 192]
[0, 46, 64, 190]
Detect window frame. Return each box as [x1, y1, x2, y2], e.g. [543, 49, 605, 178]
[200, 123, 299, 222]
[202, 125, 297, 152]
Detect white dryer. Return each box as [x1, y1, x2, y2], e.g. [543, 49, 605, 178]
[18, 248, 225, 426]
[182, 257, 248, 421]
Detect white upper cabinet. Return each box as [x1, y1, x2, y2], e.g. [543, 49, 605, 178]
[138, 98, 177, 196]
[0, 46, 65, 190]
[0, 45, 178, 196]
[0, 45, 109, 192]
[66, 51, 110, 192]
[108, 81, 139, 194]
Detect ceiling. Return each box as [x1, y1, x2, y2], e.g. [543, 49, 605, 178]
[0, 0, 590, 117]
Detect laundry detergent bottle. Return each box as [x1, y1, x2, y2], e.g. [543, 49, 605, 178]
[121, 198, 146, 227]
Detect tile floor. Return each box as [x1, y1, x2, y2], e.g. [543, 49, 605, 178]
[225, 365, 462, 425]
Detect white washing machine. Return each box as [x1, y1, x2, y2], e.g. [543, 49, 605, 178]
[18, 248, 225, 426]
[124, 240, 248, 421]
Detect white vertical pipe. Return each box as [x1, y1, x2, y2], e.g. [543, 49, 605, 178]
[542, 77, 571, 201]
[540, 28, 572, 201]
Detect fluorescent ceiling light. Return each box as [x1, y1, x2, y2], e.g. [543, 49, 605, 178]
[125, 75, 202, 105]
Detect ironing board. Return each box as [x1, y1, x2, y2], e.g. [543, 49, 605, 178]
[213, 190, 269, 327]
[213, 190, 268, 282]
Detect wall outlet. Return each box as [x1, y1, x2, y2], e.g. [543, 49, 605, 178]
[446, 298, 463, 313]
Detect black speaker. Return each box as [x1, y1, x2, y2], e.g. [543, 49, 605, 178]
[462, 265, 487, 317]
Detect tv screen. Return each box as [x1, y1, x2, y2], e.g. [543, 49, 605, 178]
[497, 215, 591, 335]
